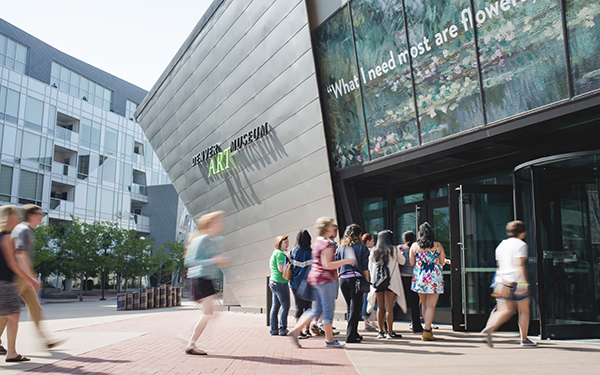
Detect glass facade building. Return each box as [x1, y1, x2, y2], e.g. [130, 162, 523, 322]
[0, 18, 181, 243]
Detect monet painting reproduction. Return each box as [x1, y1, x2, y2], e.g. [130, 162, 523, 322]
[314, 0, 600, 171]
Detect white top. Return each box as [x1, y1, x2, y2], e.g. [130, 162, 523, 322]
[495, 238, 528, 283]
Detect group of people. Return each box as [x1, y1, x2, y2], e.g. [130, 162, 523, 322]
[0, 204, 62, 363]
[185, 211, 536, 355]
[267, 218, 450, 347]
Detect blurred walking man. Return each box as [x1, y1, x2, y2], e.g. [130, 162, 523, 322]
[0, 204, 61, 354]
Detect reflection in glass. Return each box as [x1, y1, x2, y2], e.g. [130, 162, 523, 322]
[566, 1, 600, 94]
[351, 0, 418, 159]
[21, 132, 41, 163]
[313, 6, 369, 170]
[25, 96, 44, 128]
[475, 0, 568, 123]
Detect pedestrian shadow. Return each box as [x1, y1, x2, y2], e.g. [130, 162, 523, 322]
[208, 354, 346, 366]
[23, 364, 112, 375]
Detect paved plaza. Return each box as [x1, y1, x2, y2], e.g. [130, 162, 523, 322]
[1, 294, 599, 374]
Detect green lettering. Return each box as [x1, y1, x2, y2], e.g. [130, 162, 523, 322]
[208, 157, 217, 177]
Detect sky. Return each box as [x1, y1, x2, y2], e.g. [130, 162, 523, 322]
[2, 0, 214, 91]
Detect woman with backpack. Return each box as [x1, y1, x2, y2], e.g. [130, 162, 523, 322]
[410, 222, 447, 341]
[286, 229, 313, 340]
[368, 230, 406, 339]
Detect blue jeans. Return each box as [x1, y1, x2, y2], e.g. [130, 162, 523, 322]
[311, 281, 338, 325]
[269, 281, 290, 334]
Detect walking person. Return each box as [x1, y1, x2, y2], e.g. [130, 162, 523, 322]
[399, 231, 423, 333]
[410, 222, 446, 341]
[269, 235, 291, 336]
[361, 233, 378, 332]
[337, 224, 370, 343]
[289, 217, 355, 348]
[368, 230, 406, 339]
[287, 230, 312, 340]
[0, 205, 40, 362]
[482, 221, 536, 347]
[184, 211, 229, 355]
[0, 204, 62, 351]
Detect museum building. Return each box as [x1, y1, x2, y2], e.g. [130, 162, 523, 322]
[136, 0, 600, 339]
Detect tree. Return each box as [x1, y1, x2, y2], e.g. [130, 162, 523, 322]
[55, 218, 105, 300]
[152, 240, 185, 286]
[112, 230, 153, 291]
[32, 224, 59, 286]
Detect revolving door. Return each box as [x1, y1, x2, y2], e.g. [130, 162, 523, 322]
[515, 151, 600, 339]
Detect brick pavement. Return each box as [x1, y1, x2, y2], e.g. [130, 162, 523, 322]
[23, 309, 359, 375]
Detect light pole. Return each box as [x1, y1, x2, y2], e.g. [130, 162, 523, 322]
[139, 237, 145, 289]
[100, 240, 109, 301]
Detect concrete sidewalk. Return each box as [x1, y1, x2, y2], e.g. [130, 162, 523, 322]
[1, 298, 599, 374]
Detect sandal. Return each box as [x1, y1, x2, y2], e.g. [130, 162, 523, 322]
[185, 347, 207, 355]
[6, 354, 31, 362]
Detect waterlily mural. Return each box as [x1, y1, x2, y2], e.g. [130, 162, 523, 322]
[313, 0, 600, 171]
[406, 0, 483, 144]
[313, 6, 369, 171]
[351, 0, 419, 159]
[476, 0, 568, 123]
[567, 1, 600, 94]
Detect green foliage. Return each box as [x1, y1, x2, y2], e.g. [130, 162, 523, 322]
[112, 230, 153, 290]
[33, 224, 60, 279]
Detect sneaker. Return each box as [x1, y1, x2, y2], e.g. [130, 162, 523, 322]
[387, 331, 401, 339]
[324, 339, 345, 348]
[377, 331, 386, 339]
[270, 331, 279, 336]
[484, 333, 493, 348]
[310, 324, 323, 336]
[520, 339, 537, 347]
[279, 329, 289, 336]
[298, 332, 310, 340]
[332, 329, 340, 335]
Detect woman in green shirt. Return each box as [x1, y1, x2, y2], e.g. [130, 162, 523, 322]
[270, 235, 290, 336]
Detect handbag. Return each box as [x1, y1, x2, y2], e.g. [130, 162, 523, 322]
[296, 278, 314, 301]
[491, 281, 514, 299]
[282, 252, 293, 281]
[339, 267, 371, 294]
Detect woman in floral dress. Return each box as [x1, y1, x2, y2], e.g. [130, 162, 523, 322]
[410, 222, 446, 341]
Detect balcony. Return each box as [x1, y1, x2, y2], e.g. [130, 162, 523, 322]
[49, 198, 74, 220]
[129, 213, 150, 233]
[52, 161, 77, 179]
[55, 126, 77, 142]
[130, 183, 148, 203]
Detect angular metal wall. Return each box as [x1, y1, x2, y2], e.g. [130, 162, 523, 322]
[136, 0, 336, 308]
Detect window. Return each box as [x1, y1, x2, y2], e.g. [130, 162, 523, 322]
[0, 165, 13, 201]
[126, 100, 138, 122]
[78, 151, 90, 179]
[0, 33, 28, 74]
[24, 96, 44, 131]
[19, 170, 43, 204]
[134, 141, 144, 155]
[104, 127, 118, 154]
[50, 62, 112, 111]
[21, 132, 41, 163]
[0, 86, 20, 123]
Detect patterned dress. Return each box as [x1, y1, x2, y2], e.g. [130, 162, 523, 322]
[411, 243, 444, 294]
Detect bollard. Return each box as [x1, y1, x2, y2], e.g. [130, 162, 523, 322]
[126, 292, 133, 310]
[139, 288, 147, 310]
[176, 287, 182, 306]
[154, 286, 160, 308]
[166, 285, 172, 307]
[159, 285, 166, 308]
[171, 288, 176, 307]
[147, 287, 154, 309]
[117, 293, 126, 311]
[133, 291, 140, 310]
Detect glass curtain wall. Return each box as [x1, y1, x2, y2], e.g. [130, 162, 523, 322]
[313, 0, 600, 171]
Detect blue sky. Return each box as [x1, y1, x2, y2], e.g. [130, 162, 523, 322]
[2, 0, 213, 91]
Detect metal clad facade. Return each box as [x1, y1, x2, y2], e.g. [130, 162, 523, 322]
[136, 0, 335, 307]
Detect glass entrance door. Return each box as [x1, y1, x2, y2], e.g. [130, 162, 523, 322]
[393, 198, 451, 321]
[449, 184, 514, 331]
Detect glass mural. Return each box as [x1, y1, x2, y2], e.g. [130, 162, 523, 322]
[313, 0, 599, 171]
[566, 0, 600, 94]
[475, 0, 568, 123]
[405, 0, 483, 144]
[313, 6, 369, 170]
[351, 0, 419, 159]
